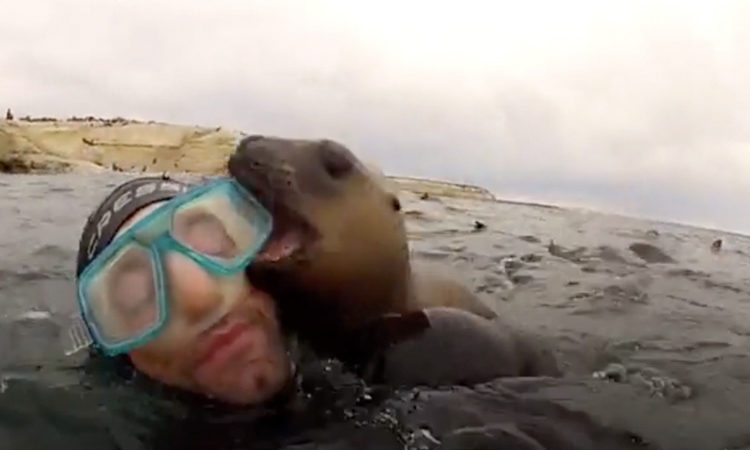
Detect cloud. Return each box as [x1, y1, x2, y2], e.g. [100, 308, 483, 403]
[3, 0, 750, 232]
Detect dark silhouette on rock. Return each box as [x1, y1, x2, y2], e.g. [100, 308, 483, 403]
[711, 239, 722, 253]
[5, 108, 13, 120]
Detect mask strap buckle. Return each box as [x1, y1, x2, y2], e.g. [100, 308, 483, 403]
[64, 314, 94, 356]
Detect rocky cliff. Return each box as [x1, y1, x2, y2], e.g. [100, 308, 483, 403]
[0, 116, 239, 175]
[0, 116, 495, 200]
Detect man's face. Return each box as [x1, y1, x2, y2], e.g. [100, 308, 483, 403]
[112, 202, 293, 405]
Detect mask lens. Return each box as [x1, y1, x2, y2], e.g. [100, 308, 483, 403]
[171, 185, 267, 264]
[83, 243, 162, 345]
[172, 208, 238, 258]
[75, 178, 269, 354]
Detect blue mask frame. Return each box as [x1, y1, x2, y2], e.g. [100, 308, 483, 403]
[75, 177, 273, 356]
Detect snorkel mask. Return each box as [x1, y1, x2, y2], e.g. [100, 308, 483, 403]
[72, 176, 272, 356]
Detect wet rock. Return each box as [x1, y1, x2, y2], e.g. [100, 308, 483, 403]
[628, 243, 675, 264]
[519, 235, 541, 243]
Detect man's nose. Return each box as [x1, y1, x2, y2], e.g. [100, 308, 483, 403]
[163, 252, 222, 323]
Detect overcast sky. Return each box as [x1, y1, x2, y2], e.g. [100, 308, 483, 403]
[3, 1, 750, 234]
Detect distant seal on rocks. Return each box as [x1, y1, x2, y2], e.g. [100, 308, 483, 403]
[227, 135, 561, 384]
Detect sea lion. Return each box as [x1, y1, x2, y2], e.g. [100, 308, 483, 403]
[345, 307, 561, 385]
[227, 135, 561, 382]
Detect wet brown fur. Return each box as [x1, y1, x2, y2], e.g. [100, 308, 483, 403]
[227, 136, 560, 378]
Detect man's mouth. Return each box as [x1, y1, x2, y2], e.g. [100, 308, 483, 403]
[194, 315, 252, 368]
[190, 305, 284, 404]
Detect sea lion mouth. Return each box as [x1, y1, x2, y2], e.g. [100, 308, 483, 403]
[254, 203, 319, 267]
[226, 137, 321, 268]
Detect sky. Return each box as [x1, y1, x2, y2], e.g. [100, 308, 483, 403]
[3, 0, 750, 234]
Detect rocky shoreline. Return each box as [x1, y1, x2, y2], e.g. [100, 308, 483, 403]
[0, 115, 497, 201]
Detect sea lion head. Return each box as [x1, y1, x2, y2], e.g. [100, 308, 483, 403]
[227, 135, 411, 339]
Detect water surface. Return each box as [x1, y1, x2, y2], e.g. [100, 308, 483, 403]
[2, 173, 750, 450]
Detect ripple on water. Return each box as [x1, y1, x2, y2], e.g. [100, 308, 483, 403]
[0, 269, 69, 287]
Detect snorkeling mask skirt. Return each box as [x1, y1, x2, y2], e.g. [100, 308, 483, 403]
[75, 176, 272, 356]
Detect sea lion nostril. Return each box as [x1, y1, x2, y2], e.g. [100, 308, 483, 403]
[319, 140, 354, 179]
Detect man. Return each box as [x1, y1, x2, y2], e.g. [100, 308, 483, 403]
[73, 175, 294, 405]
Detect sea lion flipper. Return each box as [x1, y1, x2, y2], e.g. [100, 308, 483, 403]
[408, 261, 498, 319]
[363, 307, 560, 387]
[339, 310, 431, 369]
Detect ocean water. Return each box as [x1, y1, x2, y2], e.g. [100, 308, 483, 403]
[2, 173, 750, 450]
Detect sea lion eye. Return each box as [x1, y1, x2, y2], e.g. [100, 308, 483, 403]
[391, 196, 401, 211]
[319, 140, 354, 179]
